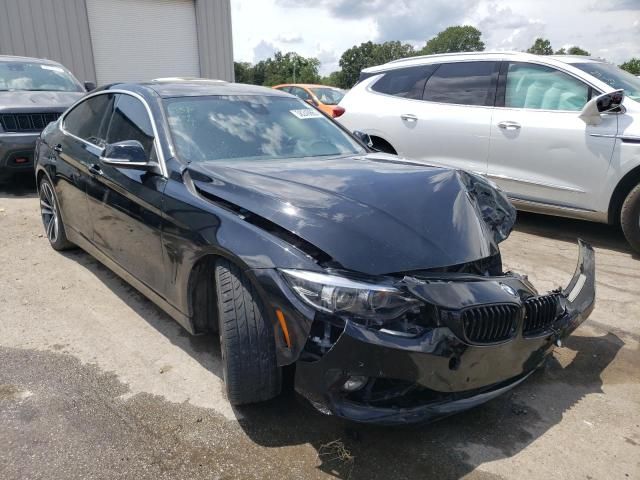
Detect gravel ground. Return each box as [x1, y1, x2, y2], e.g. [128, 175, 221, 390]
[0, 176, 639, 480]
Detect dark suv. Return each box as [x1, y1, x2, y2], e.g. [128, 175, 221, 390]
[0, 55, 89, 182]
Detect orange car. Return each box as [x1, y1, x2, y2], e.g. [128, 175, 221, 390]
[272, 84, 346, 118]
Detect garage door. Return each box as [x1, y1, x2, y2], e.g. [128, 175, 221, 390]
[86, 0, 200, 85]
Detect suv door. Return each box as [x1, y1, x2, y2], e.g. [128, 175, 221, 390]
[368, 61, 498, 174]
[85, 92, 167, 295]
[488, 61, 617, 213]
[56, 93, 113, 240]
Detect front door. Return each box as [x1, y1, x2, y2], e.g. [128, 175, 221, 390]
[85, 93, 167, 295]
[488, 62, 617, 213]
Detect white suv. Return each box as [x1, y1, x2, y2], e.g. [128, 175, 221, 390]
[337, 52, 640, 252]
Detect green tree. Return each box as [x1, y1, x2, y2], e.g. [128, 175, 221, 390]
[527, 38, 554, 55]
[620, 58, 640, 75]
[555, 47, 566, 55]
[567, 46, 590, 56]
[338, 40, 415, 88]
[234, 62, 255, 84]
[261, 51, 321, 86]
[320, 71, 345, 87]
[419, 25, 485, 55]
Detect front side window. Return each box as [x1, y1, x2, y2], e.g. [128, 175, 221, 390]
[505, 63, 589, 111]
[423, 61, 498, 106]
[0, 61, 83, 92]
[63, 94, 113, 144]
[105, 94, 155, 155]
[164, 95, 364, 163]
[289, 87, 312, 101]
[309, 87, 345, 105]
[371, 65, 435, 99]
[572, 62, 640, 102]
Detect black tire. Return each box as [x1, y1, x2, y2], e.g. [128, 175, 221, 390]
[215, 258, 281, 405]
[621, 183, 640, 253]
[39, 177, 75, 251]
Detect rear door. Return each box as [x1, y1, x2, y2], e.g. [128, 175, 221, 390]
[488, 62, 617, 212]
[85, 92, 167, 294]
[361, 61, 498, 174]
[55, 93, 113, 241]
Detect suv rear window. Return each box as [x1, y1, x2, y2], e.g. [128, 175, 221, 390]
[371, 66, 436, 99]
[423, 61, 498, 106]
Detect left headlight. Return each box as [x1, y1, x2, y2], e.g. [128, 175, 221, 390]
[280, 269, 420, 322]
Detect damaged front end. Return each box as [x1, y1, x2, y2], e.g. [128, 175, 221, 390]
[285, 240, 594, 425]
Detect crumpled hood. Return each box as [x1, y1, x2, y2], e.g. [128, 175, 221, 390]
[188, 154, 515, 275]
[0, 90, 84, 112]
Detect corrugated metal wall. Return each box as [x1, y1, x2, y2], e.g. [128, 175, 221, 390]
[195, 0, 234, 81]
[0, 0, 234, 84]
[0, 0, 97, 83]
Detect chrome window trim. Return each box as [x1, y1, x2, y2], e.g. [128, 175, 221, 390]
[60, 89, 168, 177]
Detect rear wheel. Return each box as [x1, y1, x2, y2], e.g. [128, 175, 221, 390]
[621, 182, 640, 253]
[39, 177, 74, 251]
[214, 258, 281, 405]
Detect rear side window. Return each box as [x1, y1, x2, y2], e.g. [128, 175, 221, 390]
[505, 63, 589, 111]
[289, 86, 312, 101]
[105, 94, 155, 155]
[423, 61, 498, 106]
[371, 65, 436, 99]
[63, 94, 112, 143]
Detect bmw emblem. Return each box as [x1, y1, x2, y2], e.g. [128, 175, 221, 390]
[500, 283, 518, 296]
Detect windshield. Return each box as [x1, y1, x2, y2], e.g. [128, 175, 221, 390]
[0, 61, 82, 92]
[164, 95, 364, 163]
[573, 62, 640, 101]
[309, 87, 345, 105]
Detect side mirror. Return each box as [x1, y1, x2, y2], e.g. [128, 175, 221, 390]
[84, 81, 96, 92]
[101, 140, 153, 169]
[353, 130, 376, 149]
[579, 89, 624, 126]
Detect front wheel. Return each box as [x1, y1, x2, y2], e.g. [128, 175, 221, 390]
[215, 259, 281, 405]
[39, 177, 74, 251]
[621, 182, 640, 253]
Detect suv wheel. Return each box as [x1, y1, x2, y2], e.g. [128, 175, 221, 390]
[214, 258, 281, 405]
[39, 177, 74, 251]
[621, 182, 640, 253]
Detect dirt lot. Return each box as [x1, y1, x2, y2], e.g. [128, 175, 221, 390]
[1, 177, 639, 480]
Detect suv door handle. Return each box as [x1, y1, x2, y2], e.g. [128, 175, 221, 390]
[497, 121, 521, 130]
[88, 164, 103, 176]
[401, 114, 418, 122]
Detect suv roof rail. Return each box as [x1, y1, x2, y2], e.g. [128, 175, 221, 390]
[386, 51, 525, 65]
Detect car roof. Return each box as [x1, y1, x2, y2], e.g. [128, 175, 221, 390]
[0, 54, 64, 66]
[362, 51, 607, 73]
[102, 78, 292, 98]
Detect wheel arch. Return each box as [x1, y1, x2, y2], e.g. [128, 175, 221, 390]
[608, 164, 640, 224]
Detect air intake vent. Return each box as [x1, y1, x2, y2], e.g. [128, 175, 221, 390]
[0, 112, 61, 132]
[462, 304, 519, 344]
[523, 294, 561, 336]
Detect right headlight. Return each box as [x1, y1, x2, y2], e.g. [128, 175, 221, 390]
[280, 269, 420, 322]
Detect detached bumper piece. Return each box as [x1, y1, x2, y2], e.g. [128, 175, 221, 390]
[295, 240, 595, 425]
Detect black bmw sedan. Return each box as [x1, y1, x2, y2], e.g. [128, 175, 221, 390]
[35, 79, 595, 425]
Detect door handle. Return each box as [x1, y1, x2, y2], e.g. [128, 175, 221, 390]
[88, 164, 103, 176]
[53, 144, 63, 153]
[401, 114, 418, 122]
[497, 121, 521, 130]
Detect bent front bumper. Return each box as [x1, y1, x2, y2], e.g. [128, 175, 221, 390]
[294, 240, 595, 425]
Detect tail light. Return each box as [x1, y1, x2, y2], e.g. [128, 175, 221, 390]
[331, 106, 345, 118]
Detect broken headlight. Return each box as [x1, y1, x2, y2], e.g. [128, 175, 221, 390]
[280, 269, 420, 322]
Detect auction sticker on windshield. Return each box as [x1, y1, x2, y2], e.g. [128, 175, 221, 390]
[290, 109, 323, 119]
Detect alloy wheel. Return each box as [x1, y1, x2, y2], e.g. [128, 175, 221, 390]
[39, 181, 59, 244]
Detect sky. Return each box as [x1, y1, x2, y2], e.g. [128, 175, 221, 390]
[230, 0, 640, 75]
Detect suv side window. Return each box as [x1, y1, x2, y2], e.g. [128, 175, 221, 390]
[371, 65, 436, 99]
[504, 62, 589, 111]
[105, 94, 155, 157]
[423, 61, 498, 106]
[63, 94, 113, 144]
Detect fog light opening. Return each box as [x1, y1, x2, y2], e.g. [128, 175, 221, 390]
[342, 375, 368, 392]
[449, 356, 461, 371]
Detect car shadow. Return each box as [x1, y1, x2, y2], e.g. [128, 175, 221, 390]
[514, 211, 638, 258]
[0, 174, 38, 198]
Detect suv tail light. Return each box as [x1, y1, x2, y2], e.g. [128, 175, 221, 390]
[331, 106, 345, 118]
